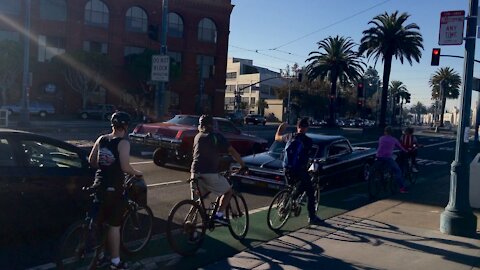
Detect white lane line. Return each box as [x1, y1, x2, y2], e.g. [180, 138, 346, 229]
[423, 140, 455, 148]
[147, 180, 182, 187]
[131, 161, 153, 165]
[141, 151, 153, 156]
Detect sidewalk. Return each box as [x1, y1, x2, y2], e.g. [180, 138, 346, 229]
[203, 175, 480, 270]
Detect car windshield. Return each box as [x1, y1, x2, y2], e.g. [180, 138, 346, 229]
[268, 140, 324, 158]
[166, 115, 199, 126]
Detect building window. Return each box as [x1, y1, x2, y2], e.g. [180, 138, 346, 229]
[226, 85, 236, 92]
[40, 0, 67, 21]
[198, 18, 217, 43]
[124, 46, 145, 57]
[226, 72, 237, 79]
[83, 41, 108, 54]
[126, 6, 147, 33]
[168, 12, 183, 38]
[38, 35, 65, 62]
[85, 0, 109, 28]
[0, 0, 20, 15]
[196, 55, 215, 79]
[251, 97, 256, 104]
[0, 30, 19, 42]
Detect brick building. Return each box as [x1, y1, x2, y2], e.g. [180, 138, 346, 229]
[0, 0, 233, 117]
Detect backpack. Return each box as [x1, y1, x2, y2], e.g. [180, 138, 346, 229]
[283, 133, 305, 173]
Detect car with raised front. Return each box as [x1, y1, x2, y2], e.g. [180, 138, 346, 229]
[129, 114, 269, 167]
[231, 134, 376, 189]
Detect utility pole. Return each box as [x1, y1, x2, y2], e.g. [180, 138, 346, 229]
[440, 0, 478, 237]
[287, 80, 291, 124]
[155, 0, 168, 120]
[18, 0, 31, 127]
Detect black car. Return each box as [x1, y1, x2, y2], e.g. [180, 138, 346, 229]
[231, 134, 376, 189]
[0, 129, 95, 237]
[244, 114, 266, 125]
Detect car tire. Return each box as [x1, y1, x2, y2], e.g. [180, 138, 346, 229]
[80, 112, 88, 120]
[39, 111, 47, 118]
[153, 148, 166, 167]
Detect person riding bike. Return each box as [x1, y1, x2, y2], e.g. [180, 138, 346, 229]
[375, 126, 409, 193]
[399, 127, 419, 172]
[190, 114, 247, 225]
[274, 118, 323, 225]
[88, 111, 143, 270]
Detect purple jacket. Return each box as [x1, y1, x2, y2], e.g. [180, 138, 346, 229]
[376, 135, 407, 158]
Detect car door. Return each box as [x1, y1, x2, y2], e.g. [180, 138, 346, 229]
[322, 140, 355, 183]
[216, 120, 251, 155]
[0, 135, 29, 236]
[17, 136, 94, 231]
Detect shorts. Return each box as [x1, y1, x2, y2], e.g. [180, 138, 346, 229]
[194, 173, 231, 197]
[95, 191, 127, 227]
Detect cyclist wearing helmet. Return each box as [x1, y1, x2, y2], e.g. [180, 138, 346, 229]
[88, 111, 142, 270]
[191, 114, 247, 225]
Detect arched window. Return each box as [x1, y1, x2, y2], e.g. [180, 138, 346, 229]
[198, 18, 217, 43]
[85, 0, 109, 28]
[40, 0, 66, 21]
[168, 12, 183, 38]
[126, 6, 148, 33]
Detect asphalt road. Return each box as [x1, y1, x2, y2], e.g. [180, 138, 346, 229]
[0, 123, 460, 269]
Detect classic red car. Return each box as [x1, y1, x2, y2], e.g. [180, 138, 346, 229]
[129, 115, 269, 166]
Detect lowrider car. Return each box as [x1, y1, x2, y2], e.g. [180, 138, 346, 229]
[231, 134, 376, 189]
[129, 115, 269, 167]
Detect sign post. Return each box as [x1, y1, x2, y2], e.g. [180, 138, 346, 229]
[439, 10, 466, 45]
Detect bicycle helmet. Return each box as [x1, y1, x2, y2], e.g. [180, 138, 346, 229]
[111, 111, 131, 127]
[199, 114, 213, 127]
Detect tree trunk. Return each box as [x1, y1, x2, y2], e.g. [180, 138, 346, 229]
[379, 54, 393, 128]
[440, 96, 446, 127]
[328, 74, 338, 127]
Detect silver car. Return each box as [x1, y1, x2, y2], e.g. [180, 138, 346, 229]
[1, 101, 55, 117]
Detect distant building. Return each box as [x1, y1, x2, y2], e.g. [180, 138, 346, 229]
[225, 57, 285, 115]
[0, 0, 233, 117]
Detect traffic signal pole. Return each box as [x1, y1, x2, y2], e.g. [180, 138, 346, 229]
[440, 0, 478, 237]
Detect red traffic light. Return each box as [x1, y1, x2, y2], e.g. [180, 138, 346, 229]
[358, 83, 363, 88]
[433, 49, 440, 55]
[431, 48, 441, 66]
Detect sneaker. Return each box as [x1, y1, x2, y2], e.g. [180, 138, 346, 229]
[308, 216, 324, 226]
[213, 215, 229, 226]
[399, 187, 409, 194]
[110, 261, 128, 270]
[96, 255, 110, 268]
[412, 167, 419, 173]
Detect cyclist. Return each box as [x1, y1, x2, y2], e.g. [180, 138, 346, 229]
[190, 114, 247, 225]
[88, 111, 142, 270]
[274, 118, 323, 225]
[400, 127, 419, 172]
[375, 126, 408, 193]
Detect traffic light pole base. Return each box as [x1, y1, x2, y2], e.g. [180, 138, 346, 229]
[440, 208, 477, 237]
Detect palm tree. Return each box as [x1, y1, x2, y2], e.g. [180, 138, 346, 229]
[306, 35, 365, 127]
[359, 11, 424, 128]
[410, 101, 427, 124]
[429, 67, 461, 127]
[388, 80, 408, 125]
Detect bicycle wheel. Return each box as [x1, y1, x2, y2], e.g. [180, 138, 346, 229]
[368, 169, 382, 200]
[267, 189, 292, 231]
[389, 172, 398, 195]
[166, 200, 207, 256]
[226, 192, 249, 240]
[56, 220, 97, 270]
[121, 205, 154, 254]
[407, 161, 418, 185]
[313, 183, 321, 213]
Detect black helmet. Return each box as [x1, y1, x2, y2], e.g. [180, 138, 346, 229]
[111, 111, 131, 127]
[199, 114, 213, 127]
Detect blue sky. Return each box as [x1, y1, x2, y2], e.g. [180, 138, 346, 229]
[228, 0, 480, 111]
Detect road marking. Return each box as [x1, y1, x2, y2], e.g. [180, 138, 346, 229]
[131, 161, 153, 165]
[141, 151, 153, 156]
[439, 147, 454, 151]
[147, 180, 182, 187]
[343, 193, 368, 202]
[423, 140, 455, 148]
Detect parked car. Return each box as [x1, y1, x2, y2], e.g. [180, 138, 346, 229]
[231, 134, 376, 189]
[0, 129, 96, 237]
[244, 114, 266, 125]
[78, 104, 116, 120]
[226, 112, 244, 125]
[129, 114, 269, 167]
[1, 101, 55, 118]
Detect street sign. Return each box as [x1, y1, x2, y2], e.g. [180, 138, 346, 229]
[151, 55, 169, 82]
[439, 10, 465, 45]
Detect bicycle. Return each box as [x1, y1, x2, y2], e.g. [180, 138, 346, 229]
[267, 160, 323, 231]
[166, 168, 249, 256]
[398, 147, 420, 185]
[56, 174, 154, 270]
[367, 158, 398, 200]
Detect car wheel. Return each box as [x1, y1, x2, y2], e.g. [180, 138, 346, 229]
[80, 112, 88, 120]
[153, 148, 166, 167]
[39, 111, 47, 118]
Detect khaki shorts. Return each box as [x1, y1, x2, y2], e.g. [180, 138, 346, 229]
[193, 173, 231, 197]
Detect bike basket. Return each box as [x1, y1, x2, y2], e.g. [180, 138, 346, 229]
[127, 177, 148, 206]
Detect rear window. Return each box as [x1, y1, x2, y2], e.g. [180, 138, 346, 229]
[269, 141, 323, 158]
[166, 115, 199, 126]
